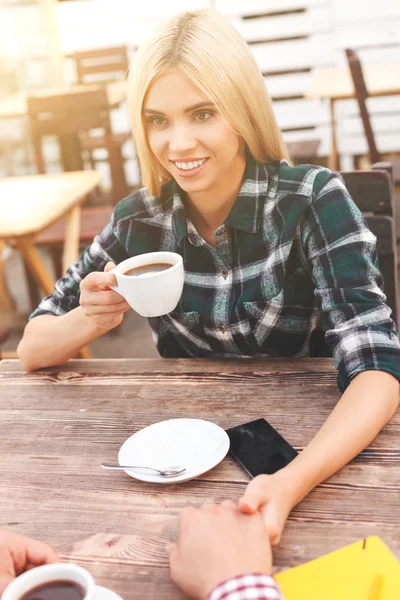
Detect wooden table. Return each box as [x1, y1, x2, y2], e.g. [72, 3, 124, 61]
[0, 171, 101, 356]
[305, 61, 400, 170]
[0, 81, 126, 325]
[0, 170, 102, 291]
[1, 358, 399, 599]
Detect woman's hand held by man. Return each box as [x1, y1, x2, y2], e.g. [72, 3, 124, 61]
[239, 472, 297, 546]
[79, 262, 131, 332]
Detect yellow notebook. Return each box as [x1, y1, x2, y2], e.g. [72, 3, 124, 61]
[274, 536, 400, 600]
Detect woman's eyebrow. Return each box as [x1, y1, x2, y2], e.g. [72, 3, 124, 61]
[143, 101, 215, 115]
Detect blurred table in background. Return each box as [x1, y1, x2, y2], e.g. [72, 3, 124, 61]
[0, 170, 101, 356]
[0, 169, 101, 277]
[305, 61, 400, 170]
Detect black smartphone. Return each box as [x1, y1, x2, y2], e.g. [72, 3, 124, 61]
[226, 418, 298, 478]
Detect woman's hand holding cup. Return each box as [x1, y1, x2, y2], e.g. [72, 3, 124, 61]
[79, 262, 131, 331]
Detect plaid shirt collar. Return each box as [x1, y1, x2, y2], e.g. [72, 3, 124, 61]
[169, 152, 279, 245]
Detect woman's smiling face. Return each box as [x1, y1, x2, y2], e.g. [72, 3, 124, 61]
[143, 68, 245, 198]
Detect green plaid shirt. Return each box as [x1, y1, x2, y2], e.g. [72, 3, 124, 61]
[31, 155, 400, 391]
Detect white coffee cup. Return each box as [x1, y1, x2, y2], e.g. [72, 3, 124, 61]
[1, 563, 95, 600]
[109, 251, 184, 318]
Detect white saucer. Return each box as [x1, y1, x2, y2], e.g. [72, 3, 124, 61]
[118, 418, 230, 484]
[95, 584, 123, 600]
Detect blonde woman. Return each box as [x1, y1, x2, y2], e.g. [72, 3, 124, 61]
[19, 9, 399, 590]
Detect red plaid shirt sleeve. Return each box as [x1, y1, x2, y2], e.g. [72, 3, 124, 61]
[208, 574, 284, 600]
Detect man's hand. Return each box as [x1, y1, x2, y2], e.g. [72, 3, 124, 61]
[238, 472, 295, 546]
[79, 262, 131, 331]
[168, 501, 272, 600]
[0, 531, 59, 593]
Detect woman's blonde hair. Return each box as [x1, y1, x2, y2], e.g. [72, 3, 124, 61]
[128, 9, 290, 197]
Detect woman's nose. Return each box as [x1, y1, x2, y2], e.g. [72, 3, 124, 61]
[168, 125, 197, 153]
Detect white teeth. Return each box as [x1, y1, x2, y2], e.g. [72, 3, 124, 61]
[175, 159, 206, 170]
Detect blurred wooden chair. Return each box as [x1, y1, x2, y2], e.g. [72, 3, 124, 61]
[311, 162, 398, 356]
[26, 88, 115, 283]
[28, 85, 128, 204]
[69, 46, 131, 191]
[345, 48, 400, 186]
[72, 46, 128, 84]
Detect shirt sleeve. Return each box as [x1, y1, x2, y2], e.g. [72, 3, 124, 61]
[29, 209, 129, 320]
[208, 574, 284, 600]
[300, 169, 400, 392]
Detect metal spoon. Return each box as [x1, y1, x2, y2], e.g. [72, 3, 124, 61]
[101, 464, 186, 477]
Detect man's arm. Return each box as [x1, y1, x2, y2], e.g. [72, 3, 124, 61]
[168, 501, 283, 600]
[209, 574, 283, 600]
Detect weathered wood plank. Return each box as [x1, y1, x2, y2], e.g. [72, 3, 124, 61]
[332, 0, 400, 23]
[336, 19, 400, 49]
[265, 72, 313, 99]
[0, 357, 336, 374]
[0, 371, 339, 387]
[251, 35, 335, 73]
[2, 472, 400, 551]
[216, 0, 327, 17]
[234, 9, 331, 44]
[273, 98, 329, 129]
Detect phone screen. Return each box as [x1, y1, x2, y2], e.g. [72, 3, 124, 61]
[226, 418, 298, 478]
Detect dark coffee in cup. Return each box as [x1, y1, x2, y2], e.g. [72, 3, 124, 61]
[123, 262, 173, 277]
[18, 580, 85, 600]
